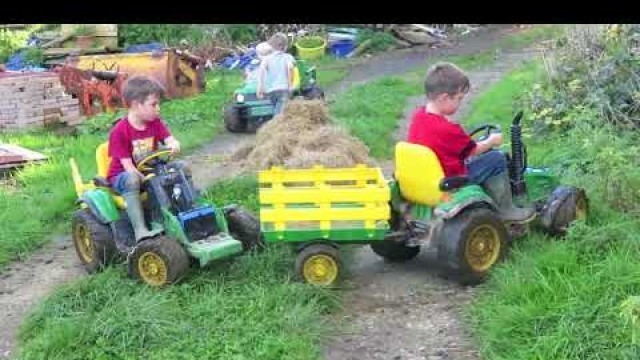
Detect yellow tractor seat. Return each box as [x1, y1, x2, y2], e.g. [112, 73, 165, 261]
[291, 65, 300, 90]
[394, 141, 447, 207]
[95, 142, 148, 209]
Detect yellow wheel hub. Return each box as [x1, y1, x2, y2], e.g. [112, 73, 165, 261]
[74, 223, 94, 264]
[465, 224, 501, 273]
[303, 254, 338, 286]
[138, 252, 168, 286]
[576, 196, 588, 221]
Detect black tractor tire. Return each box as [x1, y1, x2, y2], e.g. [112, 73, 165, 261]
[127, 236, 190, 287]
[71, 209, 119, 274]
[436, 207, 509, 286]
[370, 240, 420, 262]
[304, 86, 325, 101]
[539, 186, 589, 236]
[225, 206, 264, 251]
[295, 243, 342, 287]
[223, 103, 247, 133]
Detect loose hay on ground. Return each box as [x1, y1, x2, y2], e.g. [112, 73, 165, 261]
[230, 99, 377, 170]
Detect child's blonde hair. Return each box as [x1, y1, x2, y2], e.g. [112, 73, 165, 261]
[267, 32, 289, 51]
[256, 42, 274, 58]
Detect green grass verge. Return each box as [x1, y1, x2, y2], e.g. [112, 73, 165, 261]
[461, 59, 640, 359]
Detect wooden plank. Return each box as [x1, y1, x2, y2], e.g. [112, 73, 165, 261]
[0, 144, 48, 163]
[0, 149, 24, 165]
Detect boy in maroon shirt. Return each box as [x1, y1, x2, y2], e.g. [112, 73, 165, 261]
[407, 62, 534, 222]
[108, 75, 190, 241]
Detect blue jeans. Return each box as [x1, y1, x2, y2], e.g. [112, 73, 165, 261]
[269, 90, 291, 115]
[112, 160, 192, 195]
[466, 150, 508, 185]
[112, 171, 140, 195]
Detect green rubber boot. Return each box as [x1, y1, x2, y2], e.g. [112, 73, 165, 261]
[123, 192, 163, 242]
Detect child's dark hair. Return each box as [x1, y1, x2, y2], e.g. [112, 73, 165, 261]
[122, 75, 165, 106]
[424, 62, 470, 100]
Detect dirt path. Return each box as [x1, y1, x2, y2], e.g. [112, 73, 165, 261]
[322, 51, 537, 360]
[0, 25, 527, 359]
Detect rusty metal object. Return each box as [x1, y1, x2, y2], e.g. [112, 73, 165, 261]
[56, 65, 127, 117]
[72, 49, 205, 99]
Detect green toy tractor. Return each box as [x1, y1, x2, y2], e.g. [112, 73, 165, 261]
[69, 143, 262, 286]
[223, 59, 324, 133]
[258, 111, 589, 286]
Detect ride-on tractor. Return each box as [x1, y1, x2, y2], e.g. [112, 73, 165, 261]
[69, 143, 261, 286]
[258, 111, 588, 286]
[223, 59, 325, 133]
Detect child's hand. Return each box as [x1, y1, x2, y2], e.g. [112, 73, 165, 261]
[488, 132, 503, 147]
[168, 142, 181, 155]
[164, 137, 181, 155]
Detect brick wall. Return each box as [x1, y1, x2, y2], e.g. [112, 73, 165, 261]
[0, 72, 82, 130]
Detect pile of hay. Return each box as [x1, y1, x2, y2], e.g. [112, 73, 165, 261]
[229, 99, 376, 170]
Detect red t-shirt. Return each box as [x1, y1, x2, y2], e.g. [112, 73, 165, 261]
[407, 107, 476, 177]
[107, 117, 171, 184]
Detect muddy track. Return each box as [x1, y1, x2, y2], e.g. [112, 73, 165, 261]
[0, 25, 527, 359]
[324, 51, 537, 360]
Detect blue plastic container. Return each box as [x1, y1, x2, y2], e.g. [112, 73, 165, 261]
[329, 40, 356, 58]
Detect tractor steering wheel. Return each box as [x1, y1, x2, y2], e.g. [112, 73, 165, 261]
[136, 149, 174, 173]
[468, 124, 502, 142]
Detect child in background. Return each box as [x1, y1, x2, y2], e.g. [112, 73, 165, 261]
[245, 42, 273, 84]
[257, 33, 295, 115]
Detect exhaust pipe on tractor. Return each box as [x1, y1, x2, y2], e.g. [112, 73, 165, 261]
[510, 111, 527, 198]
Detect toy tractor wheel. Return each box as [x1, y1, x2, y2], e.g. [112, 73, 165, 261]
[370, 240, 420, 262]
[71, 209, 118, 273]
[225, 206, 265, 251]
[127, 236, 190, 287]
[304, 86, 325, 101]
[539, 186, 589, 236]
[295, 243, 342, 287]
[223, 103, 247, 133]
[436, 207, 508, 285]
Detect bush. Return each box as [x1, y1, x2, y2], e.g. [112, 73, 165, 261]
[222, 24, 258, 44]
[0, 28, 31, 63]
[524, 24, 640, 134]
[118, 24, 212, 47]
[356, 28, 397, 53]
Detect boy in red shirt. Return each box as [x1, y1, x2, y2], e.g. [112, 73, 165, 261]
[108, 75, 190, 241]
[407, 62, 534, 222]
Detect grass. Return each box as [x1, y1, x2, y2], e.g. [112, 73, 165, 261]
[463, 60, 541, 129]
[312, 55, 352, 87]
[16, 176, 341, 360]
[497, 24, 564, 50]
[330, 78, 416, 158]
[460, 58, 640, 359]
